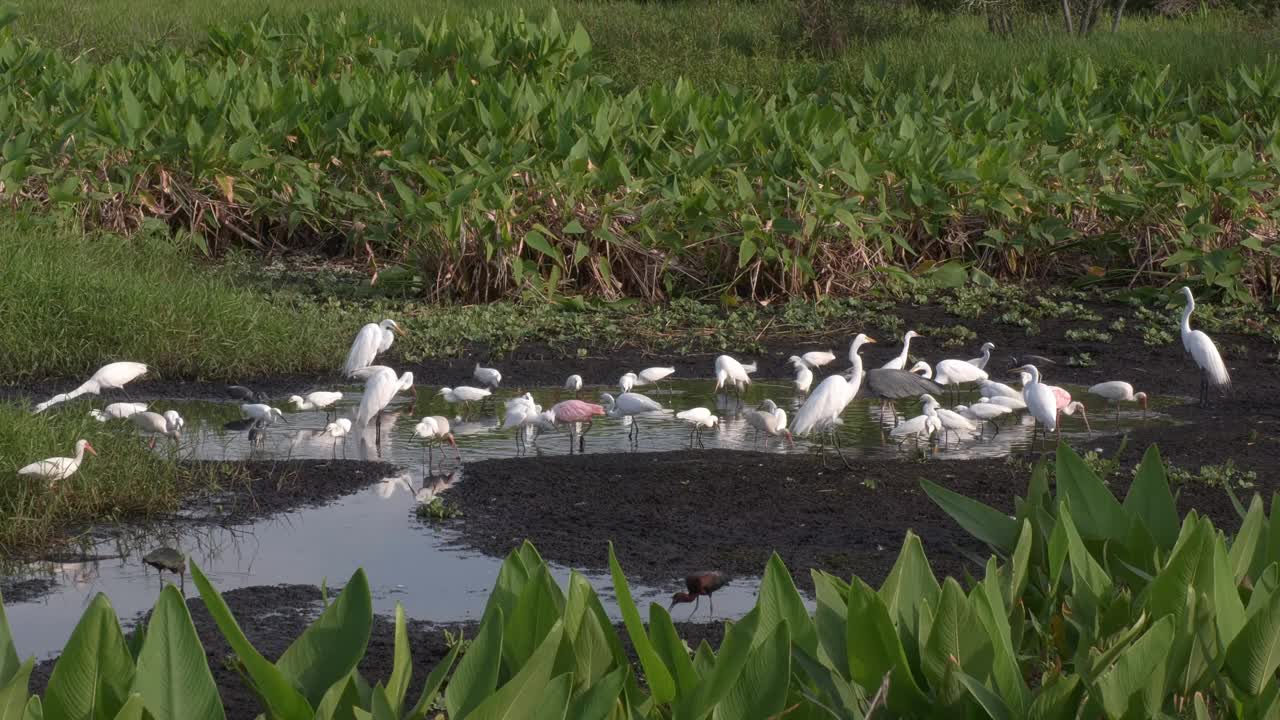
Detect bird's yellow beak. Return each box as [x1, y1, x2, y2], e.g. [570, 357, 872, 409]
[866, 337, 877, 344]
[394, 325, 407, 337]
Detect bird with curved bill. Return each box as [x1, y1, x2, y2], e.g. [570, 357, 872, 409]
[670, 571, 730, 619]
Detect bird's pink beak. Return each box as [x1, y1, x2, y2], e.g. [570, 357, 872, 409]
[85, 443, 98, 457]
[446, 434, 457, 448]
[784, 431, 795, 447]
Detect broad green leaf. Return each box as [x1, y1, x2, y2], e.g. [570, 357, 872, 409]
[1060, 504, 1113, 622]
[920, 478, 1019, 554]
[1213, 534, 1247, 647]
[385, 605, 412, 714]
[1231, 495, 1269, 584]
[445, 608, 503, 719]
[1226, 586, 1280, 695]
[43, 594, 134, 720]
[0, 659, 33, 720]
[314, 676, 361, 720]
[975, 559, 1028, 717]
[1122, 445, 1179, 550]
[921, 578, 992, 707]
[1145, 518, 1211, 621]
[758, 553, 817, 655]
[958, 672, 1010, 720]
[712, 622, 789, 720]
[878, 531, 941, 657]
[845, 578, 928, 715]
[1247, 564, 1280, 619]
[407, 641, 459, 719]
[524, 231, 564, 268]
[607, 543, 675, 703]
[812, 570, 850, 676]
[648, 605, 698, 695]
[21, 697, 39, 720]
[275, 569, 372, 707]
[0, 592, 19, 689]
[564, 575, 615, 687]
[1026, 674, 1081, 720]
[503, 566, 562, 672]
[1007, 520, 1033, 608]
[1056, 444, 1129, 542]
[133, 585, 224, 720]
[565, 667, 625, 720]
[676, 608, 761, 719]
[108, 695, 145, 720]
[190, 562, 311, 720]
[466, 623, 564, 720]
[1092, 616, 1174, 719]
[532, 673, 573, 720]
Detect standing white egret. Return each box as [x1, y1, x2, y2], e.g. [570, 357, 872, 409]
[343, 320, 404, 377]
[792, 360, 813, 395]
[19, 440, 97, 485]
[503, 394, 542, 453]
[473, 363, 502, 388]
[563, 374, 584, 397]
[880, 331, 921, 370]
[355, 367, 416, 446]
[713, 356, 754, 399]
[619, 372, 638, 393]
[1013, 364, 1058, 444]
[1088, 381, 1148, 423]
[1179, 286, 1231, 407]
[924, 396, 977, 444]
[675, 407, 718, 447]
[986, 395, 1027, 411]
[35, 362, 149, 413]
[241, 404, 286, 426]
[289, 391, 343, 421]
[791, 350, 836, 370]
[934, 359, 989, 388]
[793, 334, 875, 467]
[978, 378, 1022, 400]
[890, 396, 942, 446]
[321, 418, 352, 457]
[967, 342, 996, 369]
[89, 402, 148, 422]
[956, 401, 1012, 436]
[601, 392, 664, 443]
[743, 404, 793, 446]
[908, 361, 932, 377]
[437, 386, 491, 417]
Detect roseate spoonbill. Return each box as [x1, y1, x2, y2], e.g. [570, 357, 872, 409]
[354, 366, 415, 445]
[289, 391, 343, 421]
[414, 416, 460, 467]
[1088, 381, 1148, 423]
[563, 374, 583, 397]
[89, 402, 148, 422]
[19, 440, 97, 485]
[670, 571, 730, 618]
[551, 400, 605, 453]
[143, 547, 186, 591]
[891, 395, 942, 446]
[793, 334, 875, 467]
[790, 350, 836, 370]
[675, 407, 718, 447]
[34, 362, 148, 413]
[227, 385, 268, 403]
[473, 363, 502, 388]
[131, 410, 183, 448]
[321, 418, 351, 457]
[1049, 385, 1091, 434]
[865, 366, 944, 423]
[619, 373, 638, 393]
[343, 319, 404, 377]
[880, 330, 921, 370]
[438, 386, 490, 417]
[967, 342, 995, 369]
[791, 360, 813, 395]
[713, 356, 754, 400]
[1013, 364, 1058, 444]
[601, 392, 664, 443]
[1180, 286, 1231, 406]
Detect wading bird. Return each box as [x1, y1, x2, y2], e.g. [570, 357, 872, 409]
[354, 366, 415, 446]
[18, 439, 97, 486]
[502, 394, 543, 453]
[227, 385, 268, 403]
[619, 372, 638, 393]
[550, 400, 606, 453]
[865, 365, 945, 424]
[986, 395, 1027, 411]
[792, 334, 875, 467]
[670, 571, 730, 618]
[1088, 381, 1148, 423]
[675, 407, 718, 448]
[1179, 286, 1231, 407]
[712, 355, 755, 401]
[437, 386, 490, 417]
[967, 342, 996, 369]
[563, 374, 583, 397]
[955, 401, 1012, 436]
[791, 359, 814, 395]
[414, 416, 460, 468]
[241, 403, 286, 427]
[601, 392, 664, 444]
[637, 367, 676, 388]
[880, 330, 921, 371]
[743, 403, 793, 446]
[343, 319, 404, 377]
[927, 396, 977, 444]
[933, 359, 989, 398]
[142, 547, 186, 592]
[321, 418, 351, 457]
[473, 363, 502, 388]
[34, 362, 148, 413]
[890, 395, 942, 447]
[1050, 386, 1091, 434]
[1013, 364, 1058, 445]
[289, 391, 343, 420]
[978, 378, 1022, 401]
[89, 402, 148, 422]
[130, 410, 184, 448]
[791, 350, 836, 370]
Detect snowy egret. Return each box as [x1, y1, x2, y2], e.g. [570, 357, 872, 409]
[793, 334, 875, 467]
[437, 386, 491, 417]
[967, 342, 996, 369]
[563, 374, 583, 397]
[791, 350, 836, 370]
[956, 401, 1012, 436]
[908, 361, 932, 377]
[89, 402, 148, 422]
[343, 319, 404, 377]
[924, 396, 976, 444]
[550, 400, 606, 453]
[1179, 286, 1231, 406]
[880, 331, 921, 370]
[289, 391, 343, 421]
[321, 418, 352, 457]
[18, 440, 97, 485]
[638, 367, 676, 386]
[792, 361, 814, 395]
[34, 362, 148, 413]
[130, 410, 183, 448]
[1088, 381, 1148, 423]
[414, 416, 460, 467]
[675, 407, 719, 447]
[241, 404, 286, 426]
[473, 363, 502, 388]
[601, 392, 664, 443]
[1012, 364, 1058, 444]
[713, 356, 754, 400]
[890, 396, 942, 446]
[619, 372, 638, 393]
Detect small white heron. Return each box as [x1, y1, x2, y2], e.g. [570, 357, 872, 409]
[675, 407, 718, 447]
[321, 418, 352, 457]
[130, 410, 184, 448]
[437, 386, 490, 417]
[563, 374, 584, 397]
[1179, 286, 1231, 407]
[792, 361, 814, 395]
[880, 330, 921, 371]
[473, 363, 502, 388]
[289, 391, 343, 421]
[637, 367, 676, 386]
[890, 396, 942, 447]
[791, 350, 836, 370]
[619, 372, 638, 393]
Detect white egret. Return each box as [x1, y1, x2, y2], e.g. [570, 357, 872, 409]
[793, 361, 813, 395]
[19, 439, 97, 485]
[637, 367, 676, 385]
[675, 407, 719, 447]
[437, 386, 491, 417]
[89, 402, 148, 422]
[321, 418, 352, 457]
[1013, 364, 1058, 444]
[743, 403, 793, 446]
[600, 392, 664, 443]
[978, 378, 1022, 400]
[908, 361, 932, 377]
[967, 342, 996, 369]
[793, 334, 875, 467]
[343, 320, 404, 377]
[986, 395, 1027, 411]
[880, 330, 921, 370]
[355, 367, 415, 446]
[934, 359, 989, 387]
[563, 374, 584, 397]
[1179, 286, 1231, 406]
[1088, 381, 1148, 423]
[712, 356, 754, 399]
[473, 363, 502, 388]
[924, 396, 976, 443]
[790, 350, 836, 370]
[502, 394, 542, 453]
[241, 403, 286, 426]
[956, 401, 1012, 435]
[35, 362, 149, 413]
[289, 391, 343, 421]
[619, 372, 638, 393]
[890, 396, 942, 446]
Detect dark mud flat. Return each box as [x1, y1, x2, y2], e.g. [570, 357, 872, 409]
[182, 459, 395, 522]
[454, 450, 1018, 591]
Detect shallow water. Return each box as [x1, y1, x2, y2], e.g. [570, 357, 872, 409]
[3, 376, 1175, 659]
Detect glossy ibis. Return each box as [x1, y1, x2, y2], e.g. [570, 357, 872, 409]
[344, 319, 404, 378]
[670, 571, 730, 618]
[143, 546, 186, 592]
[228, 385, 268, 403]
[34, 361, 148, 413]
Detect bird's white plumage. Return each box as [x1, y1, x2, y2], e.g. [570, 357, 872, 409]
[793, 364, 813, 394]
[891, 400, 941, 440]
[713, 356, 753, 393]
[322, 418, 352, 437]
[930, 402, 976, 433]
[1018, 366, 1058, 431]
[792, 351, 835, 369]
[356, 368, 413, 427]
[438, 386, 491, 404]
[502, 394, 541, 429]
[601, 392, 664, 417]
[967, 342, 995, 368]
[619, 373, 637, 393]
[934, 359, 988, 386]
[794, 334, 872, 436]
[564, 374, 583, 392]
[343, 320, 401, 377]
[637, 367, 676, 384]
[880, 331, 920, 371]
[1088, 381, 1143, 403]
[289, 392, 343, 411]
[241, 404, 286, 424]
[131, 410, 183, 440]
[473, 363, 502, 388]
[978, 379, 1022, 400]
[1180, 287, 1230, 388]
[676, 407, 718, 429]
[987, 395, 1027, 410]
[89, 402, 148, 422]
[18, 439, 96, 482]
[35, 361, 148, 413]
[908, 361, 932, 378]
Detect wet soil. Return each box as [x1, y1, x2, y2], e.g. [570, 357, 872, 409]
[179, 459, 394, 522]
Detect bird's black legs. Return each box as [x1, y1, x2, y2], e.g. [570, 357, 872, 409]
[832, 429, 852, 469]
[708, 593, 715, 618]
[1200, 371, 1210, 408]
[689, 595, 701, 619]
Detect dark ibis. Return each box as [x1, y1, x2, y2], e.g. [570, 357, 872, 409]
[143, 546, 187, 592]
[228, 385, 268, 403]
[670, 571, 730, 618]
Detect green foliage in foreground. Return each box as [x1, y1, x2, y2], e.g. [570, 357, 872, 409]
[6, 444, 1280, 717]
[1, 11, 1278, 303]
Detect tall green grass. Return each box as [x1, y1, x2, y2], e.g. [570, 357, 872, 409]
[0, 216, 344, 381]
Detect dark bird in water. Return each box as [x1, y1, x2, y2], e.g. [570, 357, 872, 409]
[865, 368, 945, 423]
[143, 546, 187, 591]
[228, 385, 268, 403]
[670, 571, 730, 618]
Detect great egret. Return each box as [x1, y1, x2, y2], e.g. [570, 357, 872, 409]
[414, 416, 460, 467]
[890, 396, 942, 446]
[289, 391, 343, 421]
[19, 439, 97, 485]
[438, 386, 491, 417]
[792, 361, 814, 395]
[601, 392, 664, 443]
[343, 319, 405, 377]
[131, 410, 184, 448]
[563, 374, 583, 397]
[356, 367, 415, 446]
[880, 330, 921, 370]
[793, 333, 875, 467]
[473, 363, 502, 388]
[619, 372, 638, 393]
[675, 407, 719, 447]
[790, 350, 836, 370]
[34, 362, 149, 413]
[1179, 286, 1231, 407]
[1088, 381, 1148, 423]
[967, 342, 996, 369]
[550, 400, 606, 453]
[934, 359, 989, 388]
[89, 402, 148, 422]
[1013, 364, 1058, 444]
[713, 356, 754, 399]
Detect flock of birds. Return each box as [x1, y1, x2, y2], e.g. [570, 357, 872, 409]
[17, 286, 1232, 482]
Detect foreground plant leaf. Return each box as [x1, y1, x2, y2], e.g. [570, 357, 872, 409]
[42, 593, 134, 720]
[133, 585, 224, 720]
[274, 568, 373, 707]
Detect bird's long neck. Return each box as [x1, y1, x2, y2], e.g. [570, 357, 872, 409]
[847, 355, 865, 398]
[893, 335, 912, 366]
[1027, 367, 1040, 385]
[72, 444, 86, 465]
[981, 346, 991, 363]
[1180, 297, 1194, 336]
